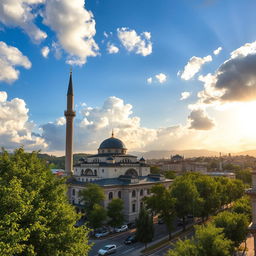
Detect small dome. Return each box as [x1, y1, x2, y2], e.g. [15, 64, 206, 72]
[99, 137, 126, 149]
[140, 157, 145, 161]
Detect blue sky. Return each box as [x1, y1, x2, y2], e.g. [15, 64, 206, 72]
[1, 0, 256, 154]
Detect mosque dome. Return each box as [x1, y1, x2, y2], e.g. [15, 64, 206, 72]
[99, 137, 126, 149]
[98, 133, 127, 155]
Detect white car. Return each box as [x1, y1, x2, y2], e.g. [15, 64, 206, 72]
[98, 244, 117, 255]
[114, 225, 128, 233]
[95, 230, 110, 238]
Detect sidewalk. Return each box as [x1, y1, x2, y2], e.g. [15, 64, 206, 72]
[240, 235, 254, 256]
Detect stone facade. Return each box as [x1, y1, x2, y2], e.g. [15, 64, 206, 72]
[68, 136, 172, 222]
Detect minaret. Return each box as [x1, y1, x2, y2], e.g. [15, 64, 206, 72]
[64, 70, 76, 176]
[246, 170, 256, 255]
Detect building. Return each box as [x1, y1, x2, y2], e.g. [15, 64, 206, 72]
[65, 72, 172, 222]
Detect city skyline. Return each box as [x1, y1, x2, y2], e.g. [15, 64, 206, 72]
[1, 0, 256, 154]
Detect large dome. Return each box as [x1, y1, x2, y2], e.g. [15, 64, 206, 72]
[99, 137, 126, 149]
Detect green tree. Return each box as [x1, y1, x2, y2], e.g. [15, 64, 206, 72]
[236, 168, 252, 185]
[150, 166, 162, 174]
[167, 239, 197, 256]
[107, 198, 124, 227]
[164, 171, 176, 179]
[167, 224, 233, 256]
[171, 177, 201, 230]
[88, 204, 107, 229]
[232, 196, 252, 220]
[193, 175, 221, 221]
[194, 224, 233, 256]
[144, 184, 176, 239]
[0, 148, 91, 256]
[213, 211, 249, 247]
[135, 207, 154, 248]
[79, 183, 105, 214]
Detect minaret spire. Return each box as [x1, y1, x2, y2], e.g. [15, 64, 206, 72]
[65, 69, 76, 176]
[111, 129, 114, 137]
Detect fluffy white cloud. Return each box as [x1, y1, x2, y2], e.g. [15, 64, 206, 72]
[188, 109, 215, 130]
[107, 43, 119, 54]
[41, 96, 157, 151]
[0, 41, 31, 83]
[147, 77, 152, 84]
[117, 27, 152, 56]
[0, 0, 47, 42]
[43, 0, 98, 65]
[0, 91, 47, 150]
[155, 73, 167, 83]
[179, 55, 212, 80]
[41, 46, 49, 58]
[147, 73, 167, 84]
[213, 47, 222, 55]
[197, 41, 256, 104]
[180, 92, 191, 100]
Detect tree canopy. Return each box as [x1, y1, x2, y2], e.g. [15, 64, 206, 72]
[107, 198, 124, 227]
[0, 148, 91, 256]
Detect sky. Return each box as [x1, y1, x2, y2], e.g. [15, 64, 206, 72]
[1, 0, 256, 155]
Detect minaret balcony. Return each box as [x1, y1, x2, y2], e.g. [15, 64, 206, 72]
[64, 110, 76, 117]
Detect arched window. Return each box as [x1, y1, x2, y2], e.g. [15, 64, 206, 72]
[109, 192, 113, 200]
[94, 170, 97, 176]
[72, 189, 75, 196]
[118, 191, 122, 199]
[85, 169, 93, 176]
[140, 189, 144, 196]
[81, 169, 84, 176]
[125, 169, 138, 177]
[132, 190, 136, 198]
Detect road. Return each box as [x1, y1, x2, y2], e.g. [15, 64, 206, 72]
[89, 222, 169, 256]
[89, 219, 194, 256]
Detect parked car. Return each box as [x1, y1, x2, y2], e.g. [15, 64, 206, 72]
[95, 229, 110, 238]
[98, 244, 117, 255]
[124, 235, 137, 245]
[114, 225, 128, 233]
[127, 222, 136, 229]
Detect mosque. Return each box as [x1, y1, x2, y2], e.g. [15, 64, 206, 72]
[65, 72, 172, 222]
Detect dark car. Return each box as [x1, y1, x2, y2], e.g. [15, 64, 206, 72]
[127, 222, 136, 229]
[124, 235, 137, 245]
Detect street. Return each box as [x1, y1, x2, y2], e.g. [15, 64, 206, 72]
[89, 219, 194, 256]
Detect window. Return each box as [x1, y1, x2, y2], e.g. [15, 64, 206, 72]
[109, 192, 113, 200]
[132, 190, 136, 198]
[140, 189, 144, 196]
[118, 191, 122, 199]
[72, 200, 75, 205]
[72, 189, 75, 196]
[81, 169, 84, 175]
[140, 202, 143, 209]
[147, 189, 150, 195]
[94, 170, 97, 176]
[132, 203, 136, 212]
[102, 169, 104, 173]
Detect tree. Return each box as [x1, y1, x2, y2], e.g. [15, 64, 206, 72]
[150, 166, 162, 174]
[167, 224, 233, 256]
[193, 175, 221, 221]
[236, 168, 252, 185]
[135, 207, 154, 248]
[79, 183, 105, 214]
[0, 148, 91, 256]
[232, 196, 252, 220]
[167, 239, 197, 256]
[107, 198, 124, 227]
[213, 211, 249, 248]
[194, 224, 233, 256]
[88, 204, 107, 229]
[171, 177, 201, 230]
[164, 171, 176, 179]
[144, 184, 176, 239]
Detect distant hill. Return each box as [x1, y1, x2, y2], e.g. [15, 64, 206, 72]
[235, 150, 256, 157]
[130, 149, 219, 159]
[38, 153, 90, 169]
